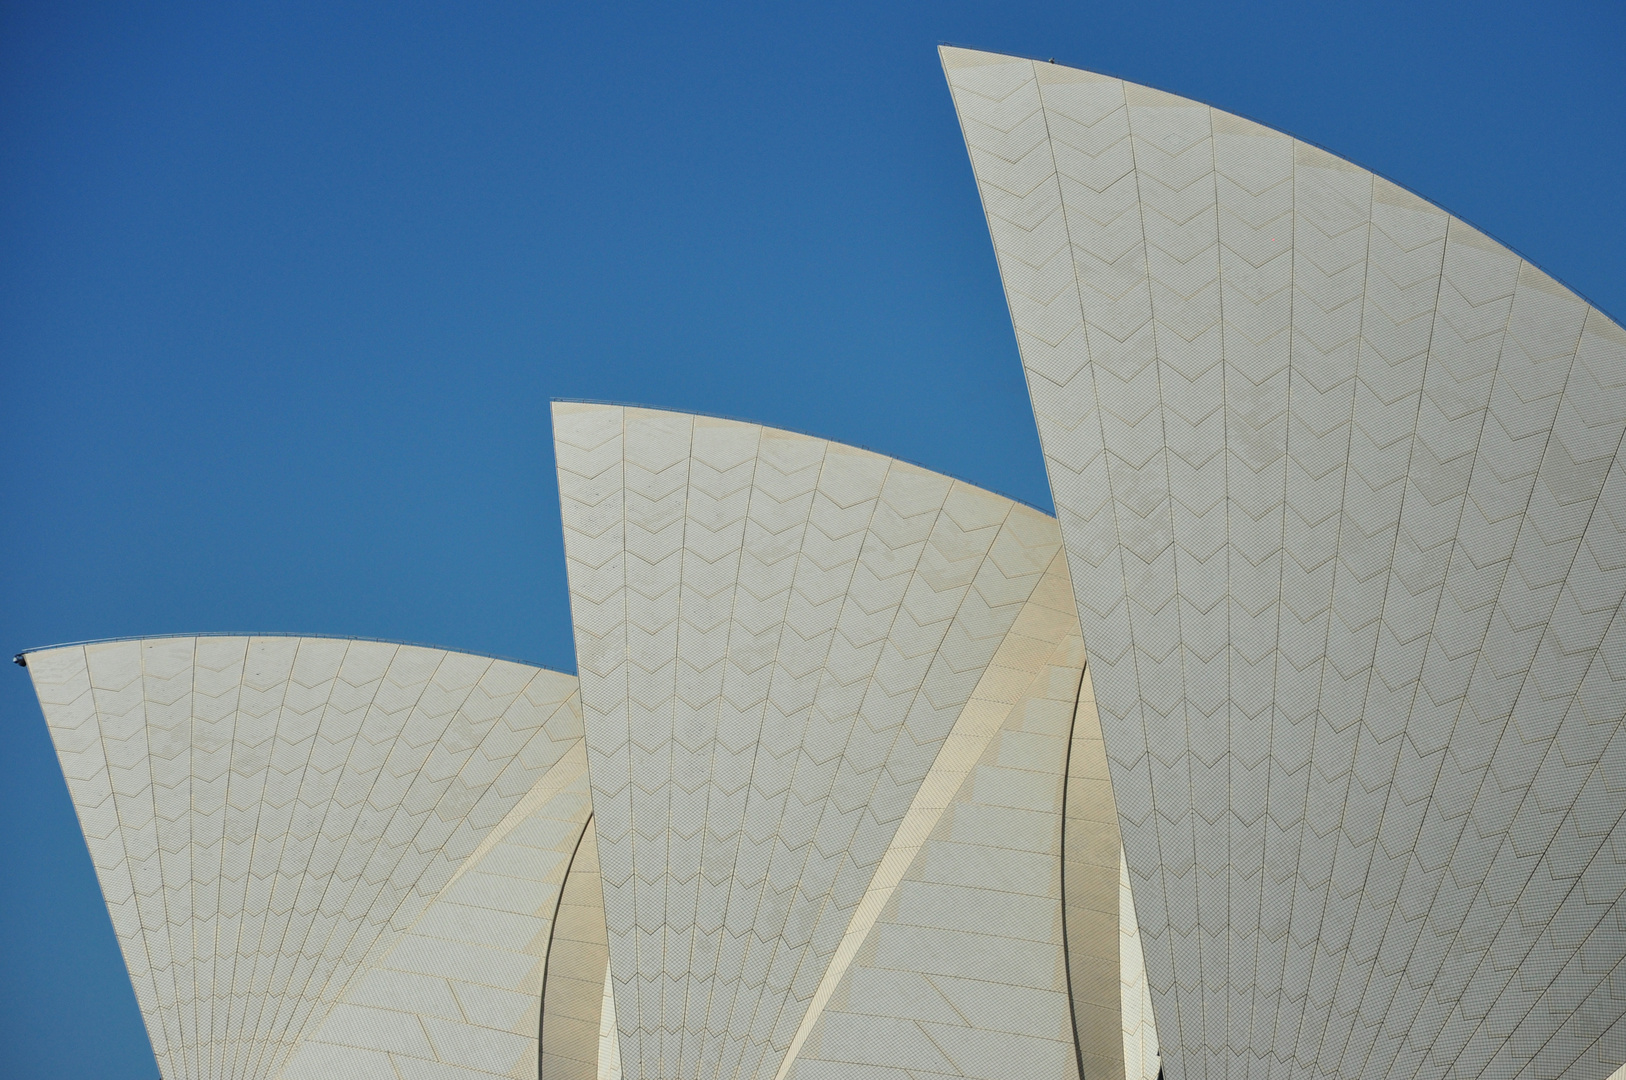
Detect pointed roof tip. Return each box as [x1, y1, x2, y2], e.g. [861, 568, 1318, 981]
[938, 44, 1117, 83]
[938, 44, 1029, 70]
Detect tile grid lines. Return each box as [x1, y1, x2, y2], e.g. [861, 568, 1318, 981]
[1111, 80, 1215, 1077]
[1397, 409, 1626, 1076]
[619, 412, 731, 1073]
[770, 567, 1084, 1080]
[700, 422, 796, 1079]
[275, 737, 593, 1080]
[666, 414, 747, 1080]
[430, 727, 584, 903]
[624, 406, 663, 1073]
[221, 640, 305, 1080]
[37, 641, 583, 1080]
[176, 639, 201, 1080]
[147, 637, 227, 1079]
[180, 641, 219, 1079]
[662, 415, 696, 1076]
[1203, 101, 1240, 1080]
[691, 427, 795, 1079]
[1333, 243, 1529, 1079]
[240, 640, 458, 1080]
[956, 63, 1177, 1073]
[748, 482, 991, 1065]
[1249, 107, 1297, 1080]
[1240, 158, 1361, 1076]
[177, 640, 232, 1079]
[138, 639, 190, 1078]
[689, 424, 802, 1078]
[539, 811, 597, 1072]
[670, 415, 722, 1077]
[269, 645, 462, 1078]
[547, 396, 1054, 519]
[1263, 167, 1375, 1080]
[1442, 360, 1626, 1073]
[1287, 177, 1446, 1076]
[666, 418, 699, 1076]
[141, 639, 188, 1079]
[703, 440, 870, 1078]
[230, 639, 367, 1080]
[50, 649, 150, 1066]
[752, 491, 1017, 1073]
[194, 639, 249, 1080]
[1334, 203, 1462, 1075]
[556, 407, 639, 1072]
[777, 574, 1088, 1078]
[949, 60, 1118, 1073]
[214, 639, 301, 1080]
[1376, 298, 1593, 1080]
[608, 405, 640, 1071]
[236, 640, 444, 1080]
[236, 638, 359, 1080]
[206, 642, 248, 1079]
[995, 60, 1191, 1073]
[1533, 947, 1626, 1080]
[216, 639, 266, 1080]
[950, 47, 1626, 1080]
[1031, 63, 1226, 1076]
[165, 639, 196, 1080]
[613, 409, 694, 1074]
[718, 451, 915, 1076]
[699, 432, 780, 1080]
[1490, 724, 1626, 1079]
[265, 648, 565, 1080]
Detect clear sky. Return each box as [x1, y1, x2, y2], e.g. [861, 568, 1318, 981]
[2, 1, 1622, 1075]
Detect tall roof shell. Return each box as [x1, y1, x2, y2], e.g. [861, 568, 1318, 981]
[553, 403, 1156, 1079]
[943, 44, 1626, 1080]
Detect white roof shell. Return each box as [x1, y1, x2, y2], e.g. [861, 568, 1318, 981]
[943, 44, 1626, 1080]
[554, 403, 1154, 1079]
[25, 636, 588, 1080]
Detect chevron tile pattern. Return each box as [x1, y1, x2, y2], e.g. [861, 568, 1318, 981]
[24, 637, 583, 1080]
[944, 43, 1626, 1080]
[282, 742, 593, 1080]
[554, 403, 1120, 1078]
[780, 550, 1108, 1080]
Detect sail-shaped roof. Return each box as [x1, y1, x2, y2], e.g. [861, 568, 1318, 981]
[943, 43, 1626, 1080]
[23, 636, 588, 1080]
[554, 403, 1152, 1079]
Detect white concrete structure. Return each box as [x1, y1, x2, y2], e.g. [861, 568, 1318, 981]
[554, 403, 1153, 1079]
[945, 44, 1626, 1080]
[23, 636, 604, 1080]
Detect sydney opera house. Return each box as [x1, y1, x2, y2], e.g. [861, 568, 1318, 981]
[18, 46, 1626, 1080]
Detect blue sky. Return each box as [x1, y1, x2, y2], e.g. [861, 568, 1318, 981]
[2, 1, 1622, 1074]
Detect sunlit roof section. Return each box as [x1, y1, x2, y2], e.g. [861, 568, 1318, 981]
[25, 636, 582, 1080]
[944, 43, 1626, 1080]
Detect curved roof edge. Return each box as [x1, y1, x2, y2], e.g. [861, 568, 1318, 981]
[937, 43, 1623, 330]
[550, 397, 1056, 517]
[13, 631, 564, 675]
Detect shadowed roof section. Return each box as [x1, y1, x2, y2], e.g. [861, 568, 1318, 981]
[944, 43, 1626, 1080]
